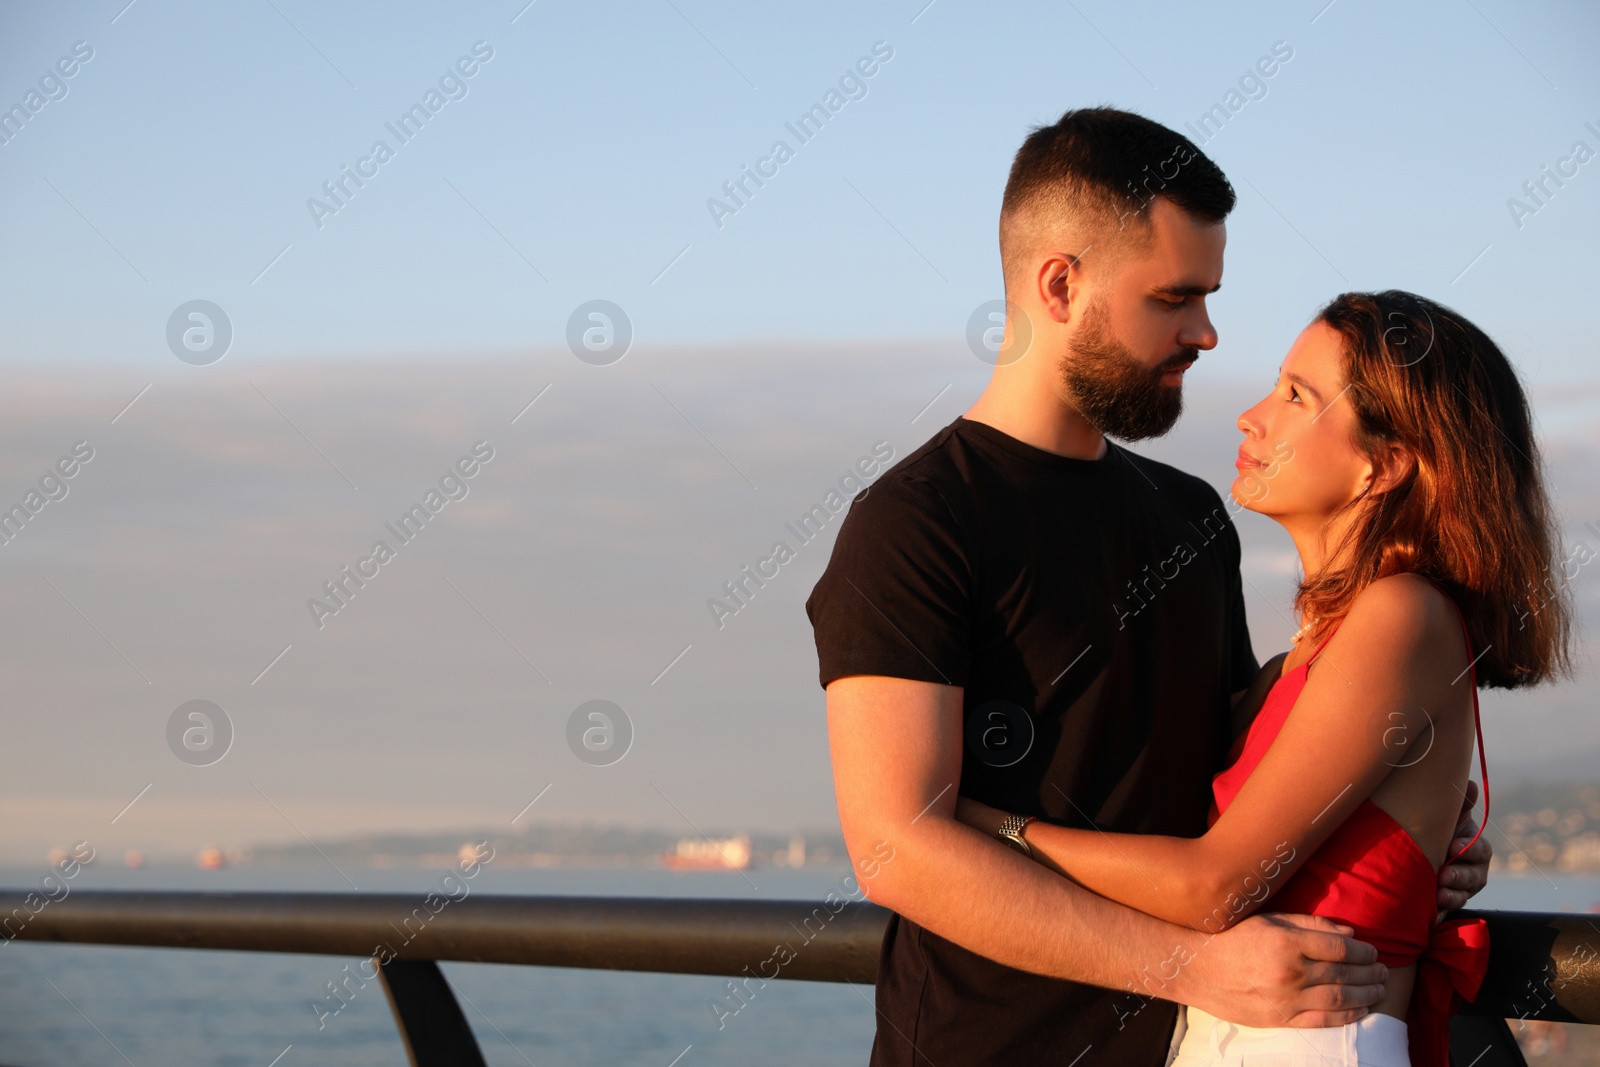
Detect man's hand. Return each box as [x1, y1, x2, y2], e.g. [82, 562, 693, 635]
[1437, 780, 1492, 920]
[1180, 913, 1387, 1028]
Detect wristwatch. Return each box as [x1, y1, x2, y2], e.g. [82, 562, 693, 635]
[997, 814, 1037, 858]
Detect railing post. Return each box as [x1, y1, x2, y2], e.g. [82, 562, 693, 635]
[378, 958, 488, 1067]
[1449, 1016, 1528, 1067]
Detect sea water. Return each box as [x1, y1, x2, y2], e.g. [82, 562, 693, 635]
[1, 864, 1595, 1066]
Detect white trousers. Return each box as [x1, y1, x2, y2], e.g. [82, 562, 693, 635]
[1166, 1005, 1411, 1067]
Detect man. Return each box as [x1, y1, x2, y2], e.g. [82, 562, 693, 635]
[805, 108, 1489, 1065]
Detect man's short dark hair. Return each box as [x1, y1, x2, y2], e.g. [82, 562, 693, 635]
[999, 107, 1234, 288]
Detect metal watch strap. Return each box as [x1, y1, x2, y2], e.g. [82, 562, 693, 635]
[997, 814, 1037, 858]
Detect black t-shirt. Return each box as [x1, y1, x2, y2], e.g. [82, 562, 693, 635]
[806, 417, 1258, 1067]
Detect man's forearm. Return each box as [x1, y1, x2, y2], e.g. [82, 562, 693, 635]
[856, 813, 1209, 1002]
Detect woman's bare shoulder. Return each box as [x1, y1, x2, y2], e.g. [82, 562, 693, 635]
[1335, 573, 1469, 685]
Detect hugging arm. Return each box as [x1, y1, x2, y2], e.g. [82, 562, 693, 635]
[1226, 656, 1490, 920]
[830, 674, 1388, 1027]
[958, 577, 1481, 932]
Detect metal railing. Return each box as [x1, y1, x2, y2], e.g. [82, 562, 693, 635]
[8, 892, 1599, 1066]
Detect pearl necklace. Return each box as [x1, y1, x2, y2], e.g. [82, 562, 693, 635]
[1291, 617, 1317, 644]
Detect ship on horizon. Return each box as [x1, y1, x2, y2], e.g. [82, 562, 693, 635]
[660, 834, 752, 871]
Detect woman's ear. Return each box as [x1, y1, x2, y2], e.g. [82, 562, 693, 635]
[1367, 443, 1417, 496]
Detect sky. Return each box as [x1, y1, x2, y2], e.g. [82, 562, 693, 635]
[1, 0, 1598, 867]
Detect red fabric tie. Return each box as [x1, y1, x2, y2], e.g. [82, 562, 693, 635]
[1408, 916, 1491, 1067]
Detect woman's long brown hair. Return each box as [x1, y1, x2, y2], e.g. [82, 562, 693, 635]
[1299, 290, 1572, 689]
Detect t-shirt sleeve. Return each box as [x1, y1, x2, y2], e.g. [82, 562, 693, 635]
[1222, 515, 1260, 693]
[804, 470, 972, 689]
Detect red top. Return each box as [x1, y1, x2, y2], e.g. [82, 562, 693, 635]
[1209, 594, 1490, 1067]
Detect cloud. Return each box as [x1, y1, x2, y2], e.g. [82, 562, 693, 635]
[1, 351, 1593, 861]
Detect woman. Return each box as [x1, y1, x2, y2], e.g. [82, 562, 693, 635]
[959, 290, 1572, 1066]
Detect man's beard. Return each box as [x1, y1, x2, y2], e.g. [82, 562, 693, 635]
[1060, 300, 1196, 442]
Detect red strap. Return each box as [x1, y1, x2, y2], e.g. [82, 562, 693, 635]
[1414, 580, 1493, 1067]
[1306, 622, 1341, 663]
[1437, 588, 1489, 866]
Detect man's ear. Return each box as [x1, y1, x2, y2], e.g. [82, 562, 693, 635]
[1037, 252, 1086, 325]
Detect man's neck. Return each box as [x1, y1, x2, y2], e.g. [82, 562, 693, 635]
[962, 386, 1107, 461]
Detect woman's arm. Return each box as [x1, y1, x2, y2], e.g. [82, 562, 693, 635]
[955, 795, 1299, 933]
[960, 575, 1468, 932]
